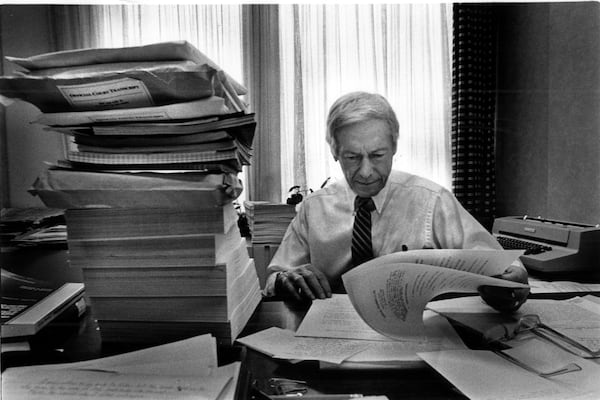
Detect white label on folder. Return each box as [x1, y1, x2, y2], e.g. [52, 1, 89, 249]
[57, 78, 154, 109]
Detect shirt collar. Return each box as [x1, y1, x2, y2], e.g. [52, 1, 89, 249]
[342, 175, 391, 214]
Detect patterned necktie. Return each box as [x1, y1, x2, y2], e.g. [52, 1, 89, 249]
[351, 196, 376, 267]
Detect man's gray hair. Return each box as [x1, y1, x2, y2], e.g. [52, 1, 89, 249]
[326, 91, 400, 155]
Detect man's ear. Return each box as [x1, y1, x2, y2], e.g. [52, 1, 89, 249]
[330, 147, 339, 162]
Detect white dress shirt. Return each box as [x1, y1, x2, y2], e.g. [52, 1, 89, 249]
[264, 170, 503, 296]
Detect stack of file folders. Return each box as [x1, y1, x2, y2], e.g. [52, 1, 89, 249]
[0, 41, 257, 209]
[0, 41, 262, 345]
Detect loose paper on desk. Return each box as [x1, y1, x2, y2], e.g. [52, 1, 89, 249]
[418, 349, 594, 400]
[518, 297, 600, 353]
[342, 249, 528, 339]
[236, 326, 371, 364]
[295, 294, 466, 365]
[502, 337, 600, 394]
[1, 334, 240, 400]
[528, 277, 600, 295]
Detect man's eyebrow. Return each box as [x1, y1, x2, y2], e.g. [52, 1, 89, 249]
[370, 147, 390, 154]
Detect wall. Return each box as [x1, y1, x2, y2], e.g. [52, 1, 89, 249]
[496, 2, 600, 224]
[0, 5, 64, 208]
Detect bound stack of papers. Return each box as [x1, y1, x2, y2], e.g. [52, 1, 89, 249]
[244, 201, 297, 245]
[65, 203, 261, 346]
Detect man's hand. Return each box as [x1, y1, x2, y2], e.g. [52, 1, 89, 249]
[478, 264, 530, 313]
[274, 264, 332, 302]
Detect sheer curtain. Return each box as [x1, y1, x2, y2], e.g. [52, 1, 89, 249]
[51, 5, 244, 85]
[279, 4, 453, 200]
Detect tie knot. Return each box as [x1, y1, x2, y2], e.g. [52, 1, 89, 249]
[355, 196, 375, 212]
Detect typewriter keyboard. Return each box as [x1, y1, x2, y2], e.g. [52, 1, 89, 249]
[496, 236, 553, 255]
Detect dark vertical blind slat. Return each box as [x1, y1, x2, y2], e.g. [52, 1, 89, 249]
[451, 4, 498, 230]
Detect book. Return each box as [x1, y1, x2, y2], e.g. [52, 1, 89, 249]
[1, 269, 85, 339]
[65, 203, 239, 239]
[341, 249, 530, 339]
[34, 96, 228, 126]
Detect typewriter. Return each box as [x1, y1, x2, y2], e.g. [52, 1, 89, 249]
[492, 216, 600, 274]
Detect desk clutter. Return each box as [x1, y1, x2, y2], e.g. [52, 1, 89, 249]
[0, 207, 67, 248]
[2, 333, 244, 400]
[243, 201, 297, 288]
[0, 41, 262, 346]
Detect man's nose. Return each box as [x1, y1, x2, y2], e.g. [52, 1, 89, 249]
[358, 158, 374, 177]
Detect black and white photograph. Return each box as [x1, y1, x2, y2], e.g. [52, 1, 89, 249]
[1, 2, 599, 399]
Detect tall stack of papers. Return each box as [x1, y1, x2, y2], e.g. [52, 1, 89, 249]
[65, 204, 261, 345]
[0, 41, 262, 345]
[243, 201, 296, 245]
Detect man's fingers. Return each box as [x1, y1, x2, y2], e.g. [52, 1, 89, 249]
[478, 285, 526, 313]
[291, 273, 316, 300]
[279, 272, 302, 301]
[311, 268, 332, 297]
[501, 265, 529, 284]
[302, 271, 326, 299]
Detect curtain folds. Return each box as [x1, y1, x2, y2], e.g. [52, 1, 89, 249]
[279, 4, 453, 199]
[242, 5, 282, 202]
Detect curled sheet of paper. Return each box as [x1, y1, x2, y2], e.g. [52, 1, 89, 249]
[343, 257, 529, 339]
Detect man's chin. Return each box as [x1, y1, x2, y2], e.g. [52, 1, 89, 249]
[353, 182, 383, 197]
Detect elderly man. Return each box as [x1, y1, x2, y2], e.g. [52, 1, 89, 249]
[264, 91, 528, 312]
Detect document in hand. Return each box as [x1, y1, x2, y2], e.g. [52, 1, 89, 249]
[342, 249, 529, 339]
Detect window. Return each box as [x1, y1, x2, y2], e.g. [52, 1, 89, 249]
[58, 4, 452, 202]
[279, 4, 453, 198]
